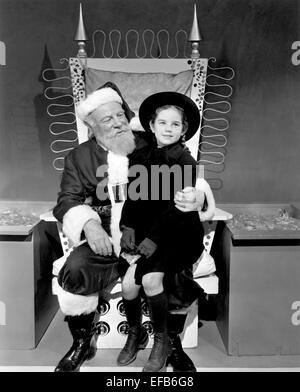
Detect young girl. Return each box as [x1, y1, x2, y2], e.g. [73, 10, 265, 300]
[117, 91, 215, 372]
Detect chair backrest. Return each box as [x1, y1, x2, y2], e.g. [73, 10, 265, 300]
[69, 56, 208, 162]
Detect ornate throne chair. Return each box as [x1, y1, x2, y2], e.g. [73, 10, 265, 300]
[41, 4, 233, 349]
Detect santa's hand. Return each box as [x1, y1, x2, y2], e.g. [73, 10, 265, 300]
[83, 219, 112, 256]
[137, 238, 157, 258]
[174, 187, 205, 212]
[120, 226, 136, 251]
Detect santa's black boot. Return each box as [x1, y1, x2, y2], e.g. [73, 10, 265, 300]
[54, 312, 97, 372]
[167, 313, 196, 372]
[117, 296, 149, 366]
[143, 292, 171, 372]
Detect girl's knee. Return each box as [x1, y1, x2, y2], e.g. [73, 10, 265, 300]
[122, 278, 136, 296]
[142, 273, 163, 294]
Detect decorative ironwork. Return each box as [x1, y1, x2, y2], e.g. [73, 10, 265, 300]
[89, 29, 190, 59]
[198, 57, 235, 190]
[42, 58, 78, 171]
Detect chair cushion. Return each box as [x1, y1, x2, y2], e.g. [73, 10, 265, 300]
[85, 67, 193, 116]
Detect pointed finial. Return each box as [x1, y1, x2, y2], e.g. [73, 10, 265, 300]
[74, 3, 88, 64]
[189, 3, 202, 42]
[188, 4, 202, 59]
[74, 3, 88, 41]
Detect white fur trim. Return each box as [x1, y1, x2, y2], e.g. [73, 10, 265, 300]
[129, 115, 144, 131]
[55, 283, 98, 316]
[196, 178, 216, 221]
[110, 202, 124, 257]
[106, 152, 129, 256]
[76, 87, 122, 121]
[63, 204, 101, 246]
[107, 152, 129, 185]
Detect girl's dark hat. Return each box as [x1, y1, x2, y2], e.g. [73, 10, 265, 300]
[139, 91, 200, 141]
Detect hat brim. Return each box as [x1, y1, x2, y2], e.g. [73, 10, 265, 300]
[139, 91, 200, 141]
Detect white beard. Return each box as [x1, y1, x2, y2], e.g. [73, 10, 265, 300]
[100, 129, 136, 156]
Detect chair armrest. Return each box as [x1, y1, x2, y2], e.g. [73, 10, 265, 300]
[39, 210, 57, 222]
[199, 207, 232, 222]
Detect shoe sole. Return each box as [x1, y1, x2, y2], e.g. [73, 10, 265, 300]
[166, 357, 197, 372]
[117, 333, 149, 366]
[166, 360, 197, 372]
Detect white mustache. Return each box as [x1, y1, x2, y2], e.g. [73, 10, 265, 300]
[101, 129, 136, 156]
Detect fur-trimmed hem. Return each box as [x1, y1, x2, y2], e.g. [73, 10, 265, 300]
[62, 204, 101, 246]
[55, 284, 98, 316]
[196, 178, 216, 222]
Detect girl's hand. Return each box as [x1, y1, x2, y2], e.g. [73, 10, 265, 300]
[137, 238, 157, 258]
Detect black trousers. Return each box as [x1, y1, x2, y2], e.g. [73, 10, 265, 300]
[58, 242, 120, 296]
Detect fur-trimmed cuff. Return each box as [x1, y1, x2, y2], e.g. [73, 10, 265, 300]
[55, 284, 98, 316]
[196, 178, 216, 222]
[63, 204, 101, 246]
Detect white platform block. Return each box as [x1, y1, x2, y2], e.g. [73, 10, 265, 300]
[196, 274, 219, 295]
[95, 282, 198, 349]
